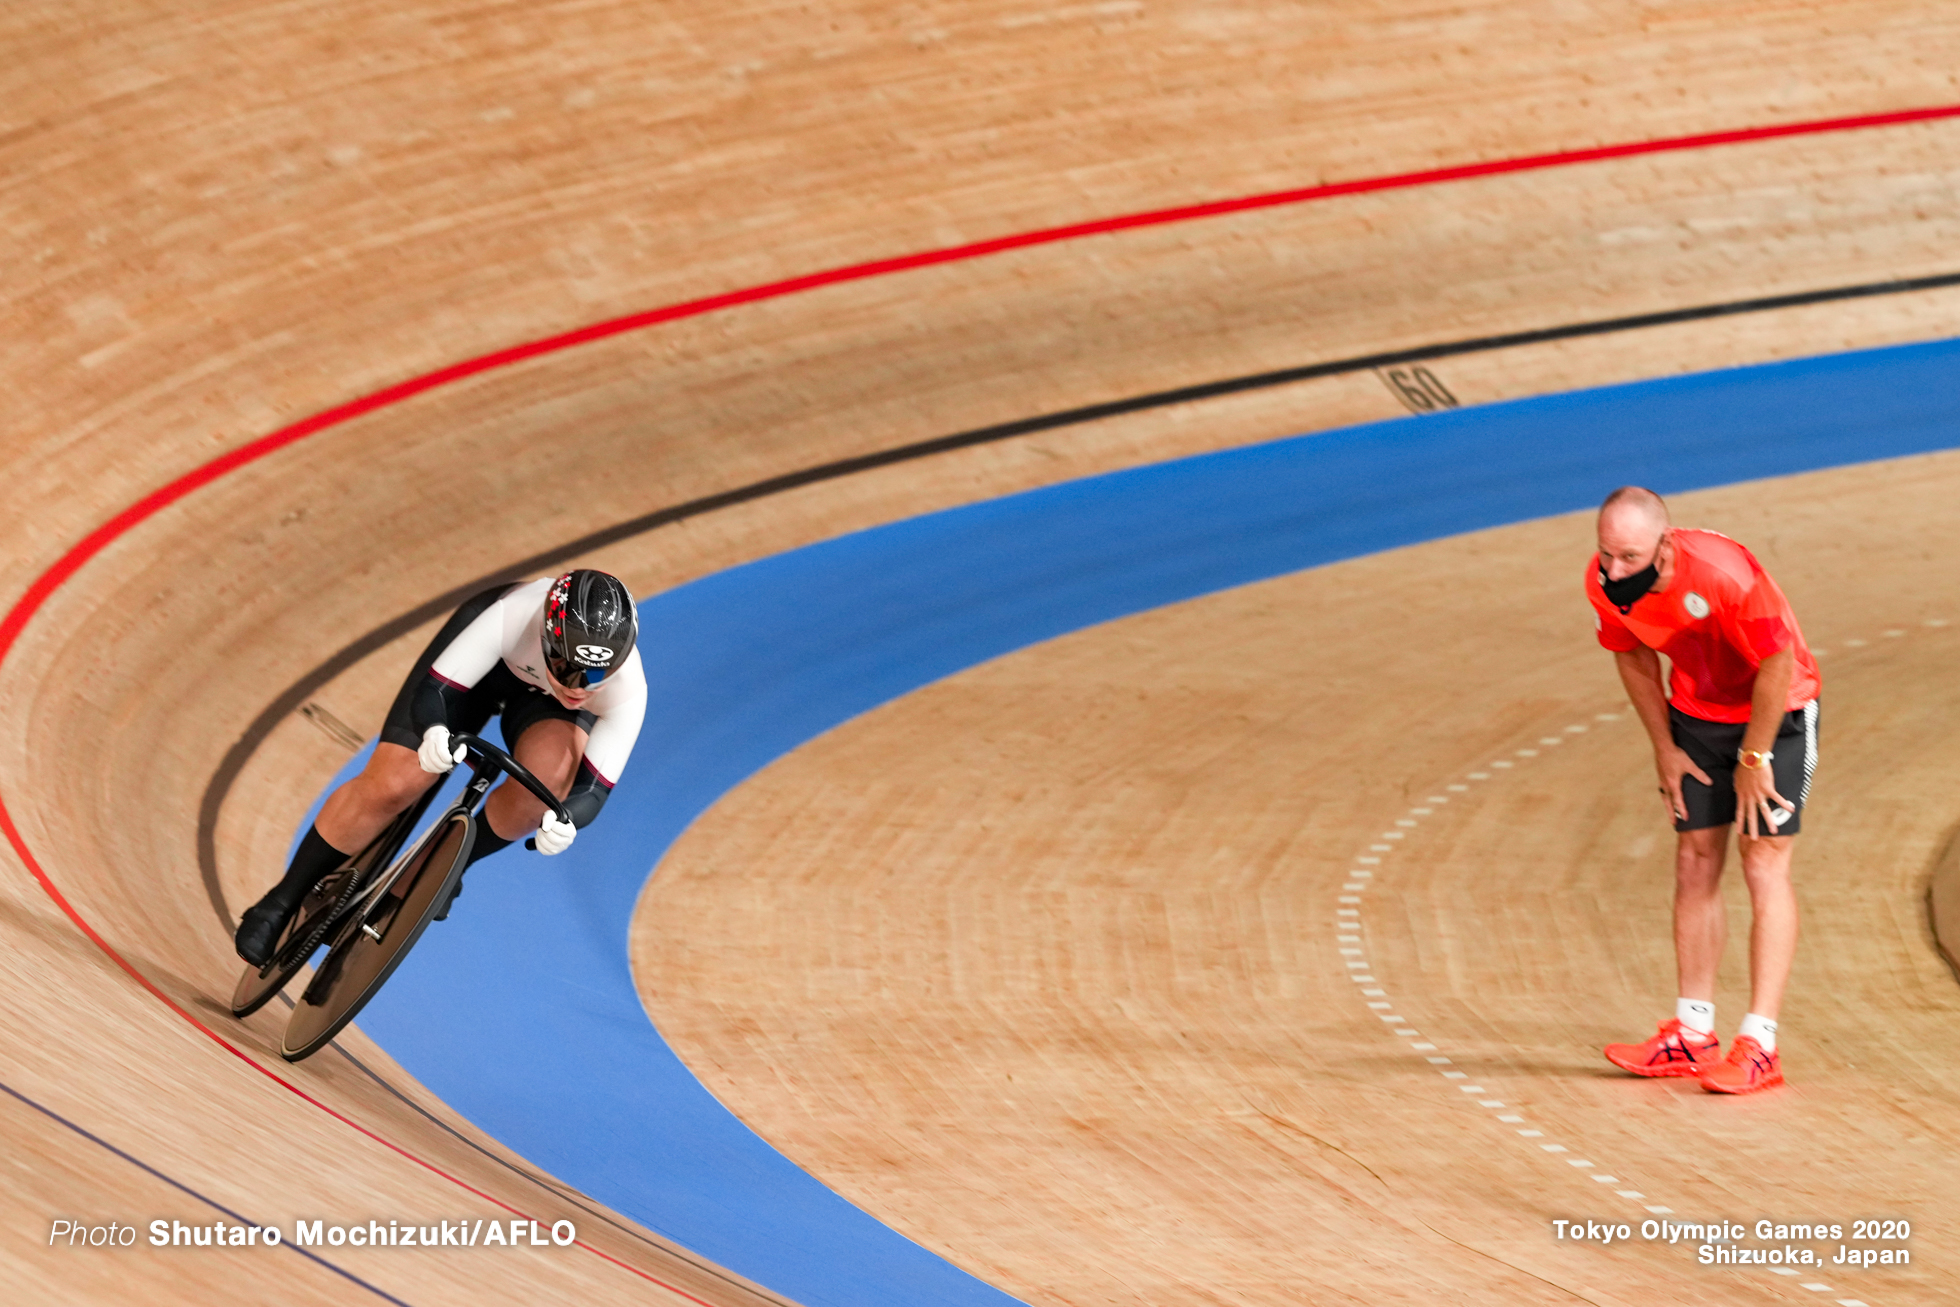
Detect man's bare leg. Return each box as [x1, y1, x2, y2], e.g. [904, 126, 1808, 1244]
[315, 742, 442, 852]
[1673, 826, 1729, 1002]
[1737, 833, 1798, 1021]
[235, 742, 441, 962]
[1697, 831, 1796, 1090]
[483, 719, 586, 840]
[423, 720, 587, 925]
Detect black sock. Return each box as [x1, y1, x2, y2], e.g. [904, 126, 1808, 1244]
[464, 825, 514, 870]
[256, 824, 351, 916]
[435, 826, 515, 921]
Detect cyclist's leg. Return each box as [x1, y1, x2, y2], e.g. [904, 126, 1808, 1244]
[235, 588, 513, 963]
[483, 717, 589, 839]
[431, 674, 588, 919]
[316, 744, 439, 850]
[234, 743, 441, 965]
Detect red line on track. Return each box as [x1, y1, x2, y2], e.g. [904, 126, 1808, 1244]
[1, 98, 1957, 1295]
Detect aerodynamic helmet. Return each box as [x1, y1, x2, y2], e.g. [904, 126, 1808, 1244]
[541, 569, 637, 690]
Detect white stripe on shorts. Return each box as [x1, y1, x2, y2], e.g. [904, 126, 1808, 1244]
[1798, 699, 1818, 807]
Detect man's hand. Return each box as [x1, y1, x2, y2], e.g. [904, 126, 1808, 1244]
[1655, 744, 1713, 822]
[535, 811, 576, 856]
[417, 724, 462, 774]
[1734, 758, 1795, 838]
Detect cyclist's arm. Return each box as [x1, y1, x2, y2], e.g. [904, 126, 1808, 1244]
[408, 601, 509, 735]
[562, 761, 614, 828]
[567, 657, 646, 827]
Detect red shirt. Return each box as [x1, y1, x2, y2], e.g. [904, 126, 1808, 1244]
[1587, 529, 1820, 723]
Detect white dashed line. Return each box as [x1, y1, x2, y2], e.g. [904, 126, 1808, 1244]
[1332, 685, 1916, 1306]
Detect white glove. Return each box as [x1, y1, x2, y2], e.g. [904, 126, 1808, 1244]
[535, 811, 577, 856]
[417, 724, 462, 774]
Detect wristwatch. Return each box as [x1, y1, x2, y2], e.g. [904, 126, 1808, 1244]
[1737, 748, 1774, 769]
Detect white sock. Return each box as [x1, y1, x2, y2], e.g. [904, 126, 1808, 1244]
[1675, 998, 1715, 1035]
[1737, 1012, 1778, 1052]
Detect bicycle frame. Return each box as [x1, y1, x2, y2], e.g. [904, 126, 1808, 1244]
[272, 733, 573, 1059]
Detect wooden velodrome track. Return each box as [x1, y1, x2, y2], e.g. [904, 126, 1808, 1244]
[5, 2, 1960, 1303]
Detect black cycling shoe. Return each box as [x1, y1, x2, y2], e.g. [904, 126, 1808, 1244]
[432, 873, 466, 923]
[234, 900, 294, 968]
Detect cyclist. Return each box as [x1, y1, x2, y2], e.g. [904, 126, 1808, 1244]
[234, 569, 647, 966]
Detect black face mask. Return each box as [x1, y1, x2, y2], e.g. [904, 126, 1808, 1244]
[1599, 559, 1658, 614]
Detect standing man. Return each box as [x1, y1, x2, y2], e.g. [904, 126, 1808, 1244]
[1588, 487, 1819, 1094]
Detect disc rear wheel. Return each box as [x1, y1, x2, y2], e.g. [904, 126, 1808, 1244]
[279, 811, 473, 1061]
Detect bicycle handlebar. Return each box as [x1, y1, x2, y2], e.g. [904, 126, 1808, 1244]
[451, 734, 574, 827]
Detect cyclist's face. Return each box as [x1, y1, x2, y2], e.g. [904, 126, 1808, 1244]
[544, 668, 593, 708]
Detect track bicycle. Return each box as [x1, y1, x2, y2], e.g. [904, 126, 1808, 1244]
[229, 734, 570, 1062]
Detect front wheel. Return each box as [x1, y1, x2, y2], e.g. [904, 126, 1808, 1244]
[279, 810, 473, 1061]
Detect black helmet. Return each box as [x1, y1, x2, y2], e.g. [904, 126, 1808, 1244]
[542, 569, 637, 689]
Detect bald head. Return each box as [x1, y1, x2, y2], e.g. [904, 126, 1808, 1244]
[1600, 485, 1669, 531]
[1596, 486, 1671, 581]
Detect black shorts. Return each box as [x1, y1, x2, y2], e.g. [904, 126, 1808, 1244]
[379, 584, 595, 753]
[1669, 700, 1818, 835]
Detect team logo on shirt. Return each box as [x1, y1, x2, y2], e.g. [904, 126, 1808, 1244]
[1683, 591, 1710, 619]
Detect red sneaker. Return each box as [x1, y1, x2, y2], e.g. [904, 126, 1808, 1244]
[1604, 1018, 1721, 1078]
[1698, 1035, 1784, 1094]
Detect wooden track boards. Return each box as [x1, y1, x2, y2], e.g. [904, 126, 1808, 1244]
[3, 2, 1959, 1303]
[641, 463, 1960, 1305]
